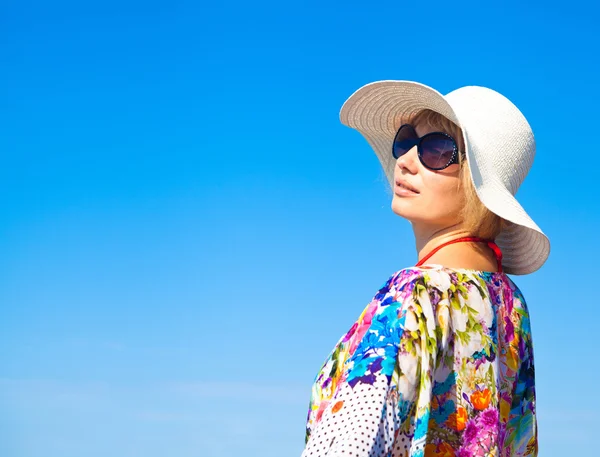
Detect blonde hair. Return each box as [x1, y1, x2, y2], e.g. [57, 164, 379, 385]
[404, 109, 509, 240]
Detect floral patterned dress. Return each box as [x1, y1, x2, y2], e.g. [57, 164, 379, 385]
[301, 264, 537, 457]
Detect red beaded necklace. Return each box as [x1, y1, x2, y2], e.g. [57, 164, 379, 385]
[415, 236, 503, 273]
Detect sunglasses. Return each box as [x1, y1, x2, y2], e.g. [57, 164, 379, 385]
[392, 124, 460, 171]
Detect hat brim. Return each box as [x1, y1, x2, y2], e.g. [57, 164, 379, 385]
[339, 80, 550, 275]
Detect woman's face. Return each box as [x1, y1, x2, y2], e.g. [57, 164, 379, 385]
[390, 122, 465, 229]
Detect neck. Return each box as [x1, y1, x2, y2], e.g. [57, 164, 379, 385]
[413, 222, 471, 260]
[412, 222, 498, 271]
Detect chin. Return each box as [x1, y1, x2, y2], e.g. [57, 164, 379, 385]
[391, 196, 416, 220]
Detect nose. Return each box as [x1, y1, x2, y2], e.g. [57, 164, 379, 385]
[396, 144, 419, 174]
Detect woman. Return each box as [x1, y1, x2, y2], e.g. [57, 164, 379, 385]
[300, 81, 549, 457]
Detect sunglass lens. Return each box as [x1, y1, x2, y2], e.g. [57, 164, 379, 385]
[421, 135, 457, 169]
[393, 125, 417, 159]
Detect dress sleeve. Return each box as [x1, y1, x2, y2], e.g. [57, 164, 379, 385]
[301, 273, 430, 457]
[504, 302, 538, 456]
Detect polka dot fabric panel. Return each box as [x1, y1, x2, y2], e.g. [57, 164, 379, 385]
[301, 265, 538, 457]
[301, 378, 406, 456]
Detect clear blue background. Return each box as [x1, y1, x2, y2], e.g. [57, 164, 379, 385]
[1, 1, 598, 456]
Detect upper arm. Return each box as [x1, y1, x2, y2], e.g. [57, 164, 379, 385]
[302, 273, 427, 456]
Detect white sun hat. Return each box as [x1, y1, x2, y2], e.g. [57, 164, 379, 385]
[340, 80, 550, 275]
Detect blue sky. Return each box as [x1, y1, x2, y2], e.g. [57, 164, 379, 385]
[1, 1, 599, 456]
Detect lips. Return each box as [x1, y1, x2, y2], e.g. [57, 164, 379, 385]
[395, 179, 420, 194]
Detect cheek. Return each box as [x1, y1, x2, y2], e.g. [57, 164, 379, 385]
[423, 175, 463, 210]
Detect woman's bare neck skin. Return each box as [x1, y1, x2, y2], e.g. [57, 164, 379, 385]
[413, 222, 499, 272]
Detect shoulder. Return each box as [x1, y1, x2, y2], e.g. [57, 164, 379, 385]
[388, 265, 457, 297]
[391, 264, 511, 296]
[386, 265, 507, 336]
